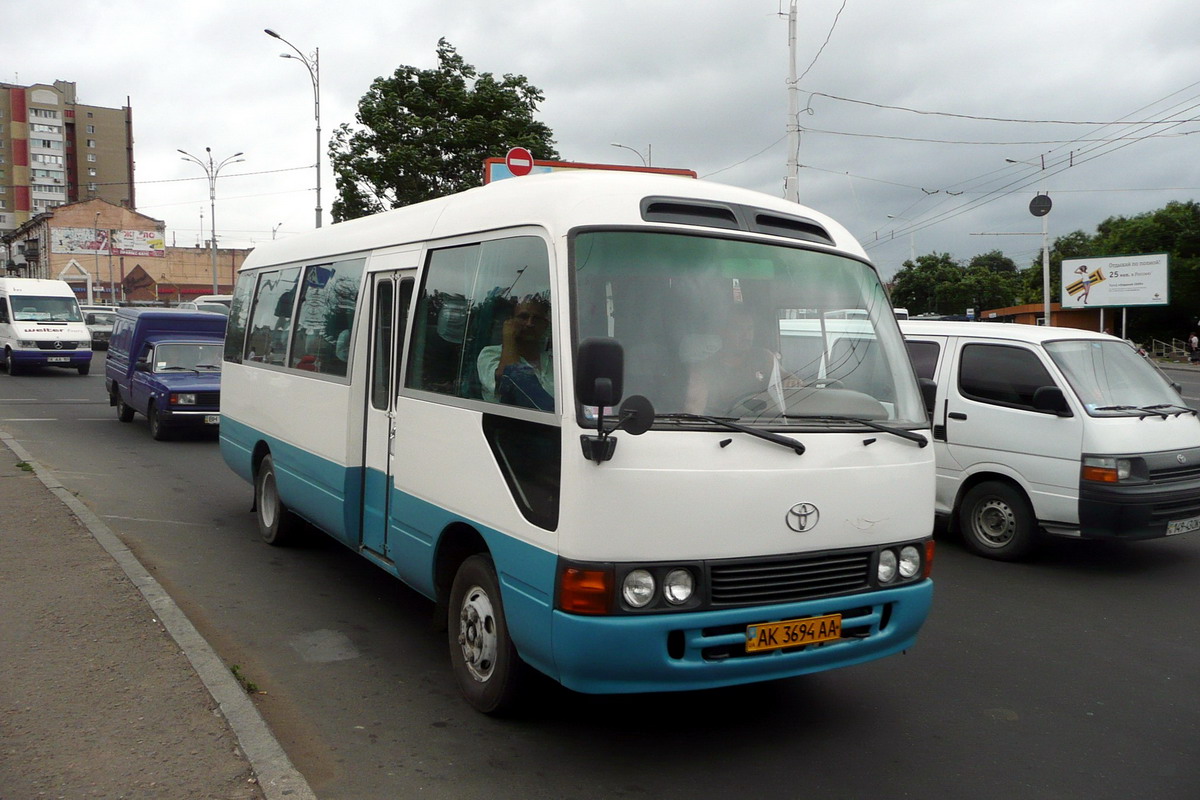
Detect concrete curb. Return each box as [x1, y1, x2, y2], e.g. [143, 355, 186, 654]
[1, 431, 317, 800]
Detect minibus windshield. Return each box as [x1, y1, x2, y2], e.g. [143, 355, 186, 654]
[9, 296, 84, 323]
[1046, 339, 1185, 416]
[572, 230, 927, 427]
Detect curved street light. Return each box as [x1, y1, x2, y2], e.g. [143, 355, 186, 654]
[610, 142, 651, 167]
[178, 147, 245, 295]
[265, 29, 322, 229]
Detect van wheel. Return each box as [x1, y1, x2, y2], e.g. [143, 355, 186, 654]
[77, 363, 90, 376]
[5, 349, 21, 376]
[958, 481, 1037, 561]
[115, 391, 135, 423]
[448, 554, 526, 715]
[255, 454, 300, 546]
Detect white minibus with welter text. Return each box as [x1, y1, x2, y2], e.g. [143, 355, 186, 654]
[219, 170, 936, 713]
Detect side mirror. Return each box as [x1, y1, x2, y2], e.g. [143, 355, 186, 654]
[1032, 385, 1072, 416]
[135, 360, 150, 373]
[575, 337, 624, 408]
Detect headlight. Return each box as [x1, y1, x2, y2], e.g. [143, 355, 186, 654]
[898, 545, 922, 579]
[877, 550, 898, 583]
[1081, 456, 1132, 483]
[171, 393, 197, 406]
[18, 340, 35, 348]
[621, 569, 656, 608]
[663, 569, 695, 605]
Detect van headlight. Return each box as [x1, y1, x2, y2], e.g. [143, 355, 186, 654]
[876, 541, 931, 585]
[1081, 456, 1137, 483]
[621, 570, 656, 608]
[663, 569, 695, 605]
[877, 550, 898, 583]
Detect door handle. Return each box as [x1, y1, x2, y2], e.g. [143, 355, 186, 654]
[948, 412, 967, 420]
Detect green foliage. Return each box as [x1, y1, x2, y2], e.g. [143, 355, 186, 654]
[889, 252, 1022, 316]
[329, 39, 560, 220]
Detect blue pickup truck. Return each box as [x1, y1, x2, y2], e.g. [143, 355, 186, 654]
[105, 308, 226, 440]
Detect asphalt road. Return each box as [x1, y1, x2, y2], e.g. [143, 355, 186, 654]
[3, 354, 1199, 799]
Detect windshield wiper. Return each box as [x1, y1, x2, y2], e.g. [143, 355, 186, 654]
[159, 366, 199, 373]
[1093, 405, 1155, 417]
[1140, 403, 1197, 417]
[783, 415, 928, 447]
[654, 413, 805, 455]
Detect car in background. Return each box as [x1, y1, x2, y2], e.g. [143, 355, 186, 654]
[78, 304, 118, 350]
[176, 301, 230, 316]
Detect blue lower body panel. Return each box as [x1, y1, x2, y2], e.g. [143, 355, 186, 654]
[549, 581, 933, 694]
[11, 350, 91, 369]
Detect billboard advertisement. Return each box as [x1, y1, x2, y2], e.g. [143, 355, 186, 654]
[1060, 253, 1168, 308]
[52, 227, 165, 258]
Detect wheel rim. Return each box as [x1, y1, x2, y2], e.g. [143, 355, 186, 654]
[258, 468, 278, 529]
[971, 498, 1017, 549]
[457, 585, 499, 683]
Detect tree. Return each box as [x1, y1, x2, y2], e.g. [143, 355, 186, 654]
[329, 39, 560, 220]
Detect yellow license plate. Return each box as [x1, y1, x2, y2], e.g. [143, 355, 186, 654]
[746, 614, 842, 653]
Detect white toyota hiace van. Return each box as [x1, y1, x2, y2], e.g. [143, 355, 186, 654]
[0, 278, 93, 375]
[901, 320, 1200, 559]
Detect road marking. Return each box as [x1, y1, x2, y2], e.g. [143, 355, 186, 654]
[102, 514, 214, 528]
[1, 418, 57, 422]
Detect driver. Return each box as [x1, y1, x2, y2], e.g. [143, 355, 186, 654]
[685, 307, 782, 415]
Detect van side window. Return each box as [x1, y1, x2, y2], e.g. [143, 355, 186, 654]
[405, 236, 553, 411]
[905, 340, 940, 381]
[0, 299, 7, 324]
[244, 267, 301, 366]
[224, 272, 255, 364]
[287, 258, 366, 377]
[959, 343, 1056, 410]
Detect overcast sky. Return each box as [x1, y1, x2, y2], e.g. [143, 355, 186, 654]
[6, 0, 1199, 278]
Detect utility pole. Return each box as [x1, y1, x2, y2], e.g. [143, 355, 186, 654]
[784, 0, 800, 203]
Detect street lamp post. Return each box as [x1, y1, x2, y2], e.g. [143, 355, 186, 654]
[610, 142, 651, 167]
[1006, 158, 1053, 325]
[178, 147, 245, 296]
[265, 29, 322, 229]
[92, 211, 100, 305]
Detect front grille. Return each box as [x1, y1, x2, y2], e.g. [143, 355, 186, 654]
[195, 391, 220, 406]
[1148, 463, 1200, 483]
[709, 550, 872, 607]
[34, 341, 81, 350]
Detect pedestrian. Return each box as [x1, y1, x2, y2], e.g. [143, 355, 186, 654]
[1189, 331, 1199, 362]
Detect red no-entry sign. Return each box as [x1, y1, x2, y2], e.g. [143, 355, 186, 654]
[505, 147, 534, 177]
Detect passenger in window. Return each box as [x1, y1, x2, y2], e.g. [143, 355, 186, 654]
[477, 295, 553, 411]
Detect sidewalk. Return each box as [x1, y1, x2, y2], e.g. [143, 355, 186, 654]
[0, 432, 314, 799]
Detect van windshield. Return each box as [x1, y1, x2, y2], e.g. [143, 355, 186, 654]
[572, 230, 927, 427]
[1046, 339, 1183, 415]
[9, 296, 84, 323]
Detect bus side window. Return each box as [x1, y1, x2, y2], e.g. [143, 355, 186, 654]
[244, 267, 301, 366]
[287, 258, 366, 377]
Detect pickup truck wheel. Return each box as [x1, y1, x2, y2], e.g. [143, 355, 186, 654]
[958, 481, 1037, 561]
[148, 403, 170, 441]
[255, 454, 300, 546]
[115, 391, 135, 422]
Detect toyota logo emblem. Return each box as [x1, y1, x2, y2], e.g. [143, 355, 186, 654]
[786, 503, 820, 532]
[53, 341, 63, 350]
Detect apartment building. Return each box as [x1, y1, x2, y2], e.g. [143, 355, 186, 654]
[0, 80, 134, 251]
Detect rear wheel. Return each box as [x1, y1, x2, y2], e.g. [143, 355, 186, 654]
[448, 554, 526, 714]
[958, 481, 1037, 561]
[255, 454, 301, 546]
[115, 391, 135, 423]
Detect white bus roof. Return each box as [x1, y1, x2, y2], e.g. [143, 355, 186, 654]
[241, 170, 868, 269]
[900, 320, 1113, 344]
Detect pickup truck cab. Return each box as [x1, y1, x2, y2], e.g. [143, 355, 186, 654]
[105, 308, 226, 440]
[901, 320, 1200, 559]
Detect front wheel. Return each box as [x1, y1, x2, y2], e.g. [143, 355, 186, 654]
[255, 454, 300, 546]
[148, 403, 170, 441]
[958, 481, 1037, 561]
[77, 363, 91, 376]
[5, 349, 21, 376]
[448, 554, 526, 714]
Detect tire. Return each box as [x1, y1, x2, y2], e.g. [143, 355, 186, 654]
[116, 391, 135, 423]
[255, 454, 300, 546]
[148, 403, 170, 441]
[448, 554, 526, 715]
[77, 363, 90, 376]
[958, 481, 1037, 561]
[6, 349, 21, 376]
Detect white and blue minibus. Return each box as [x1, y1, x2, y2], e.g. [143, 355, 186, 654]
[219, 170, 936, 713]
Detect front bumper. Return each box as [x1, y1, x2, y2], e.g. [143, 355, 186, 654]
[1079, 478, 1200, 540]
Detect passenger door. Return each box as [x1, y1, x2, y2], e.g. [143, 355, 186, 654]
[942, 339, 1084, 523]
[360, 271, 414, 557]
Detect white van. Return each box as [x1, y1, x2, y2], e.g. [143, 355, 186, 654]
[900, 320, 1200, 559]
[0, 278, 94, 375]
